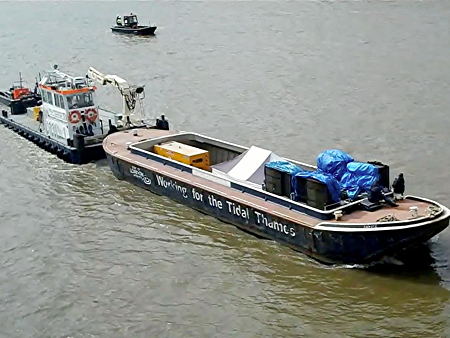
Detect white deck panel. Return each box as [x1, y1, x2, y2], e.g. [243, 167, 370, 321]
[227, 146, 271, 181]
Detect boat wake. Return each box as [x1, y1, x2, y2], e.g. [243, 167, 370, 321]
[324, 243, 439, 270]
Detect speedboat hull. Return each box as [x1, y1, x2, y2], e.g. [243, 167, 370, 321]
[111, 26, 157, 35]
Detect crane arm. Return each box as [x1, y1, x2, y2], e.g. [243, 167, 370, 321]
[86, 67, 145, 119]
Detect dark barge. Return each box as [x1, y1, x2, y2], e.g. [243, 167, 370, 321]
[103, 129, 450, 265]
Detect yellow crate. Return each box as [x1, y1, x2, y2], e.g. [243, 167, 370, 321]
[32, 106, 41, 121]
[154, 141, 210, 170]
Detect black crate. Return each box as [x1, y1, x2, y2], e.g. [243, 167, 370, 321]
[306, 178, 331, 210]
[264, 166, 294, 197]
[368, 161, 390, 188]
[10, 101, 26, 115]
[265, 180, 283, 195]
[264, 166, 283, 196]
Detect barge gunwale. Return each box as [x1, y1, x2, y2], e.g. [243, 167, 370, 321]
[315, 198, 449, 232]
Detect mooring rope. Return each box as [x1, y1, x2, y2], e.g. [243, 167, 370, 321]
[426, 205, 441, 217]
[376, 214, 400, 222]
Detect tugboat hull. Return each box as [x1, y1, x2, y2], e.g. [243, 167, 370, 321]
[105, 150, 450, 265]
[0, 111, 105, 164]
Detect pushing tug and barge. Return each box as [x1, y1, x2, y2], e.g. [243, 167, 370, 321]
[0, 66, 167, 164]
[1, 69, 448, 265]
[103, 128, 449, 264]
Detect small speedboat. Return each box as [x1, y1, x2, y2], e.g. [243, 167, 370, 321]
[111, 13, 157, 35]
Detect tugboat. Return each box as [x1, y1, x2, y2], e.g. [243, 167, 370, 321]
[0, 73, 41, 115]
[0, 65, 167, 164]
[111, 13, 157, 35]
[103, 129, 450, 265]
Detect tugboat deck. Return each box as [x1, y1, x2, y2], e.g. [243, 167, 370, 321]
[104, 128, 438, 228]
[1, 109, 105, 148]
[5, 112, 45, 135]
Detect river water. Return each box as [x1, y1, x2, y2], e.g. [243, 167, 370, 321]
[0, 1, 449, 337]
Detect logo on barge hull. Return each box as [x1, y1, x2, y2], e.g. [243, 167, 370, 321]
[130, 166, 152, 185]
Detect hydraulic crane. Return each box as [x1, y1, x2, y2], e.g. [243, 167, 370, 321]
[86, 67, 145, 125]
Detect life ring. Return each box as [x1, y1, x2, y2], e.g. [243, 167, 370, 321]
[85, 108, 98, 122]
[68, 110, 81, 124]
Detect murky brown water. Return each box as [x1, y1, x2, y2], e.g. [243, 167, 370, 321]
[1, 1, 449, 337]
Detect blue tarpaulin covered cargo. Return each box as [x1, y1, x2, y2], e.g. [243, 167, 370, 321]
[340, 162, 379, 199]
[265, 161, 303, 175]
[266, 154, 381, 204]
[317, 149, 354, 180]
[294, 170, 341, 203]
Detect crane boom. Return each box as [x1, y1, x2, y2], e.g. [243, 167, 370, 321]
[86, 67, 145, 120]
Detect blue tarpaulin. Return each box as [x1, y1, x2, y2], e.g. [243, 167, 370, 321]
[340, 162, 379, 199]
[266, 156, 379, 203]
[294, 170, 341, 203]
[317, 149, 354, 180]
[265, 161, 303, 175]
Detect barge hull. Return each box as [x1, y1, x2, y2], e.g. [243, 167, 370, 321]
[107, 154, 450, 264]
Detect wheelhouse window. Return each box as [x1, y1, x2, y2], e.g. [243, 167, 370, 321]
[67, 92, 94, 109]
[124, 15, 138, 25]
[46, 91, 54, 105]
[40, 90, 47, 103]
[55, 94, 65, 109]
